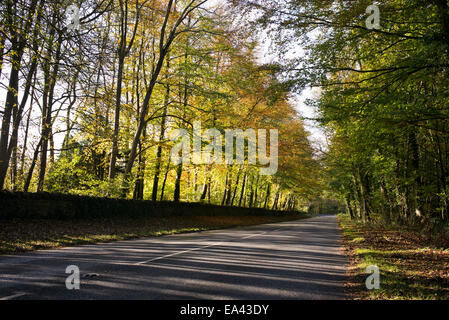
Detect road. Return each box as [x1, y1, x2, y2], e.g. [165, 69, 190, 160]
[0, 215, 347, 300]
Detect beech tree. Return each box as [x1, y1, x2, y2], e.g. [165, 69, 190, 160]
[237, 0, 449, 224]
[0, 0, 320, 212]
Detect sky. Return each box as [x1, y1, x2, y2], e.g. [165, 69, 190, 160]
[253, 27, 327, 149]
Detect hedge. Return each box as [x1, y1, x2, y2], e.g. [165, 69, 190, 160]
[0, 191, 307, 220]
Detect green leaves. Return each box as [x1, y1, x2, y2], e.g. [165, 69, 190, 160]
[246, 0, 449, 223]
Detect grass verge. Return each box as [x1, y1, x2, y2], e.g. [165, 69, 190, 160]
[0, 214, 307, 255]
[338, 213, 449, 300]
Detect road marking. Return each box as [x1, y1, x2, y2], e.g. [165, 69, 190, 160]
[242, 228, 282, 240]
[135, 242, 224, 265]
[135, 228, 281, 265]
[241, 231, 267, 239]
[0, 292, 28, 300]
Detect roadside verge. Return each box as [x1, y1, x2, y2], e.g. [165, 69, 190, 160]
[338, 214, 449, 300]
[0, 214, 308, 255]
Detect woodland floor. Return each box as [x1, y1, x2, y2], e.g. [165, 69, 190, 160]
[338, 214, 449, 300]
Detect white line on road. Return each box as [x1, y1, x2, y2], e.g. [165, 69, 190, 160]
[241, 232, 267, 239]
[135, 229, 280, 265]
[134, 242, 224, 265]
[0, 292, 28, 300]
[241, 228, 282, 240]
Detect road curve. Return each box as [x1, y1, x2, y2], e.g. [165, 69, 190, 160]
[0, 215, 347, 300]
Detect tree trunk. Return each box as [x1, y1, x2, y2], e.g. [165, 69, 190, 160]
[248, 175, 254, 208]
[108, 54, 125, 180]
[37, 29, 62, 192]
[221, 171, 229, 206]
[173, 162, 183, 202]
[0, 50, 21, 188]
[200, 167, 210, 201]
[238, 172, 247, 207]
[263, 184, 271, 209]
[272, 191, 280, 210]
[151, 72, 170, 201]
[24, 138, 42, 192]
[109, 0, 140, 180]
[160, 160, 170, 201]
[0, 0, 39, 189]
[123, 1, 196, 184]
[230, 167, 242, 206]
[19, 98, 34, 182]
[345, 195, 355, 220]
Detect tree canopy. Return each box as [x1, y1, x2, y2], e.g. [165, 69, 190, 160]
[234, 0, 449, 224]
[0, 0, 319, 212]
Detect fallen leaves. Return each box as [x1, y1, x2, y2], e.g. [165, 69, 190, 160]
[338, 214, 449, 300]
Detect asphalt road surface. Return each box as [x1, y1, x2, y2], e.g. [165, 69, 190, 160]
[0, 215, 347, 300]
